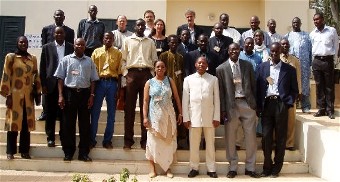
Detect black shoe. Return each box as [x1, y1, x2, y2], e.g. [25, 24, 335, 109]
[286, 147, 296, 151]
[313, 110, 326, 117]
[7, 154, 14, 160]
[63, 155, 72, 161]
[123, 145, 131, 150]
[260, 172, 271, 177]
[37, 112, 47, 121]
[89, 143, 96, 149]
[78, 155, 92, 162]
[141, 144, 146, 150]
[188, 169, 199, 178]
[236, 145, 241, 150]
[21, 153, 31, 159]
[271, 173, 279, 178]
[47, 140, 55, 147]
[227, 171, 237, 178]
[245, 170, 261, 178]
[328, 113, 335, 119]
[103, 143, 113, 149]
[207, 172, 218, 178]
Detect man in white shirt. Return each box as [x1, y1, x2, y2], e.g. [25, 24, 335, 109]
[210, 13, 241, 44]
[112, 15, 133, 50]
[143, 10, 155, 37]
[183, 56, 220, 178]
[267, 19, 283, 43]
[241, 16, 271, 48]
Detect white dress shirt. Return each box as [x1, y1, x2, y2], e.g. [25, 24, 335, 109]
[55, 40, 65, 62]
[266, 60, 282, 96]
[210, 27, 241, 44]
[310, 25, 339, 56]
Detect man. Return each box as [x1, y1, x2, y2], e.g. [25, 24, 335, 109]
[285, 17, 312, 113]
[112, 15, 133, 50]
[257, 42, 298, 178]
[54, 38, 99, 162]
[176, 10, 204, 45]
[210, 13, 241, 44]
[38, 9, 75, 121]
[267, 19, 282, 43]
[280, 38, 302, 150]
[185, 34, 219, 76]
[216, 43, 260, 178]
[209, 22, 233, 64]
[183, 56, 220, 178]
[90, 32, 122, 149]
[40, 26, 74, 147]
[77, 5, 105, 57]
[159, 35, 187, 149]
[176, 29, 197, 58]
[241, 16, 271, 48]
[143, 10, 155, 37]
[121, 19, 157, 150]
[41, 9, 75, 45]
[310, 12, 338, 119]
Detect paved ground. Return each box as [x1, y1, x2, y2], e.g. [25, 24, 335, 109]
[0, 169, 326, 182]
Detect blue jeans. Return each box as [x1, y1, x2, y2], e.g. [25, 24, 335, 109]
[90, 79, 118, 145]
[301, 94, 311, 110]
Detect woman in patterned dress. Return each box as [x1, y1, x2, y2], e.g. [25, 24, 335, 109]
[143, 60, 182, 178]
[0, 36, 42, 160]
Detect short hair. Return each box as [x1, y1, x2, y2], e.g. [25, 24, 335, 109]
[245, 37, 254, 42]
[185, 9, 195, 17]
[254, 29, 264, 37]
[267, 19, 276, 25]
[54, 9, 64, 15]
[219, 13, 229, 19]
[136, 18, 145, 24]
[167, 34, 179, 42]
[314, 12, 324, 19]
[116, 15, 127, 20]
[144, 10, 155, 18]
[196, 56, 207, 63]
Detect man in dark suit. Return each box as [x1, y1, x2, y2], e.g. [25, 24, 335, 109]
[176, 10, 204, 45]
[39, 9, 75, 121]
[177, 29, 197, 58]
[216, 43, 260, 178]
[209, 22, 233, 64]
[256, 42, 298, 178]
[184, 34, 219, 76]
[40, 26, 74, 147]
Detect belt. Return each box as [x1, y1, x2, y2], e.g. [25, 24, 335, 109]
[100, 77, 118, 81]
[265, 95, 280, 100]
[314, 55, 334, 60]
[66, 87, 90, 92]
[235, 97, 246, 99]
[128, 67, 150, 72]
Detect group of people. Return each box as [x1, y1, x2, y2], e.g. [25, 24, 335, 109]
[0, 4, 338, 180]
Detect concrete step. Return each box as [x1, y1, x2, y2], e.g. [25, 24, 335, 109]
[0, 143, 302, 162]
[0, 156, 309, 175]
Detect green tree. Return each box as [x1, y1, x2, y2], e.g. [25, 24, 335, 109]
[310, 0, 340, 34]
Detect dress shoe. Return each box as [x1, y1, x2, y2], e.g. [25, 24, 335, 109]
[188, 169, 199, 178]
[123, 145, 131, 150]
[78, 155, 92, 162]
[148, 172, 157, 178]
[7, 154, 14, 160]
[166, 169, 174, 178]
[302, 108, 311, 114]
[313, 110, 326, 117]
[328, 113, 335, 119]
[226, 171, 237, 178]
[141, 144, 146, 150]
[21, 153, 31, 159]
[260, 172, 271, 177]
[37, 112, 47, 121]
[245, 170, 261, 178]
[236, 145, 241, 150]
[103, 143, 113, 149]
[89, 143, 96, 149]
[207, 171, 218, 178]
[63, 155, 73, 161]
[271, 173, 279, 178]
[286, 147, 296, 151]
[47, 140, 55, 147]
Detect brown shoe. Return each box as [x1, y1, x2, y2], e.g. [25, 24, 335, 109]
[7, 154, 14, 160]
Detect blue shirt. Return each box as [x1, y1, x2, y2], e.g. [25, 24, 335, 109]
[239, 51, 262, 71]
[54, 53, 99, 88]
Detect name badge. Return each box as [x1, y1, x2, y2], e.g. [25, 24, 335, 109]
[156, 48, 163, 52]
[233, 78, 242, 84]
[103, 63, 109, 70]
[266, 77, 274, 85]
[71, 70, 80, 75]
[213, 46, 220, 52]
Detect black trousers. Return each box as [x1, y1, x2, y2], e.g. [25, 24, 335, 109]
[261, 98, 288, 175]
[61, 87, 91, 157]
[84, 48, 95, 57]
[312, 56, 335, 114]
[7, 102, 30, 154]
[45, 86, 63, 142]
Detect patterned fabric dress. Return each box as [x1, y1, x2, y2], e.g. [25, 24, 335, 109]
[285, 31, 312, 96]
[145, 77, 177, 171]
[0, 53, 41, 131]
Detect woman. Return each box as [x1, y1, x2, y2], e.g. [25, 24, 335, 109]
[149, 19, 169, 57]
[143, 60, 182, 178]
[253, 30, 270, 62]
[0, 36, 42, 160]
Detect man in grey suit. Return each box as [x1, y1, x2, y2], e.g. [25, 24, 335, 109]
[216, 43, 260, 178]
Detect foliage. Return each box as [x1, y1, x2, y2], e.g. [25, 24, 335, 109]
[310, 0, 340, 34]
[119, 168, 130, 182]
[72, 174, 92, 182]
[102, 176, 117, 182]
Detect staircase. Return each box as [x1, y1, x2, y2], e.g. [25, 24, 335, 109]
[0, 105, 308, 175]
